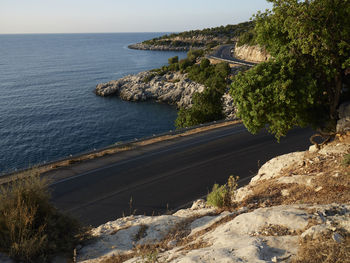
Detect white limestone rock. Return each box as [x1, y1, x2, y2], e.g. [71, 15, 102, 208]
[319, 143, 350, 155]
[234, 185, 253, 202]
[336, 102, 350, 133]
[190, 199, 207, 210]
[234, 44, 271, 63]
[250, 152, 305, 184]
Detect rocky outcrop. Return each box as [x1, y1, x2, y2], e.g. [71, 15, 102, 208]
[234, 44, 271, 63]
[337, 102, 350, 133]
[96, 71, 205, 109]
[78, 203, 350, 263]
[95, 71, 236, 118]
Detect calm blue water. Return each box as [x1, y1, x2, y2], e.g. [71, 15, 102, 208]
[0, 33, 186, 173]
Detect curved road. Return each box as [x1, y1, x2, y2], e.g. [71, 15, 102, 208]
[209, 44, 256, 67]
[49, 124, 313, 226]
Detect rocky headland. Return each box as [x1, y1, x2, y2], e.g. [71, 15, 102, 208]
[95, 71, 236, 119]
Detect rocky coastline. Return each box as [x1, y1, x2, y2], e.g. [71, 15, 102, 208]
[128, 43, 191, 52]
[95, 70, 236, 119]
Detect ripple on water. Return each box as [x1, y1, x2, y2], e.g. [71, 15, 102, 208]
[0, 33, 186, 173]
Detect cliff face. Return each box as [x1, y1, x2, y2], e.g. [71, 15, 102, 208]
[234, 44, 271, 63]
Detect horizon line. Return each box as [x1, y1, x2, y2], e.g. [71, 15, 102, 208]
[0, 31, 179, 35]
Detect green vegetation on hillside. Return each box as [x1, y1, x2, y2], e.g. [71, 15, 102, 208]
[175, 59, 231, 128]
[231, 0, 350, 139]
[147, 48, 232, 128]
[142, 21, 254, 50]
[0, 172, 88, 262]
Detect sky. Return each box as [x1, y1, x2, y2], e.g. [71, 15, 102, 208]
[0, 0, 272, 34]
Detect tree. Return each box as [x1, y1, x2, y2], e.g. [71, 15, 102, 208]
[175, 88, 224, 128]
[231, 0, 350, 139]
[175, 62, 230, 128]
[168, 56, 178, 65]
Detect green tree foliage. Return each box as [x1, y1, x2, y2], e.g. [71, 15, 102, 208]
[142, 21, 254, 48]
[187, 49, 204, 62]
[237, 28, 257, 47]
[148, 51, 231, 129]
[175, 88, 224, 128]
[231, 0, 350, 139]
[175, 61, 230, 128]
[168, 56, 178, 65]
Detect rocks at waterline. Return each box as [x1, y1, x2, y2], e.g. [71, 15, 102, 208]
[95, 70, 236, 118]
[128, 43, 191, 51]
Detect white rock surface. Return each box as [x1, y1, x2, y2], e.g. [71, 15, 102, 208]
[276, 174, 314, 186]
[234, 44, 271, 63]
[336, 102, 350, 133]
[250, 152, 305, 184]
[234, 185, 254, 202]
[77, 203, 350, 263]
[319, 143, 350, 155]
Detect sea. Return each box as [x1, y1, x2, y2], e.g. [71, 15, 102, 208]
[0, 33, 187, 174]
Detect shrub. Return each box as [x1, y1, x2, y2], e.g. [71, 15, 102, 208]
[179, 58, 193, 71]
[343, 154, 350, 166]
[206, 176, 239, 208]
[237, 30, 257, 47]
[168, 56, 179, 65]
[207, 184, 228, 208]
[168, 63, 179, 72]
[143, 73, 156, 83]
[0, 172, 86, 262]
[175, 88, 224, 128]
[200, 58, 210, 70]
[187, 49, 204, 63]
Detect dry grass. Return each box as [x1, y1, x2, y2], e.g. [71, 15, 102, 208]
[100, 212, 232, 263]
[256, 224, 295, 237]
[133, 224, 149, 242]
[238, 143, 350, 210]
[0, 171, 88, 262]
[292, 232, 350, 263]
[100, 253, 134, 263]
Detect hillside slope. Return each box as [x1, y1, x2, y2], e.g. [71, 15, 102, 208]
[129, 22, 253, 51]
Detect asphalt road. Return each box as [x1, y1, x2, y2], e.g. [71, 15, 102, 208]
[50, 124, 313, 226]
[210, 44, 256, 66]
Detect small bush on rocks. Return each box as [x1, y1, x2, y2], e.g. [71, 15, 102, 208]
[207, 176, 239, 208]
[342, 154, 350, 166]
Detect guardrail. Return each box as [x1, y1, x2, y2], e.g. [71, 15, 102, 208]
[207, 55, 255, 67]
